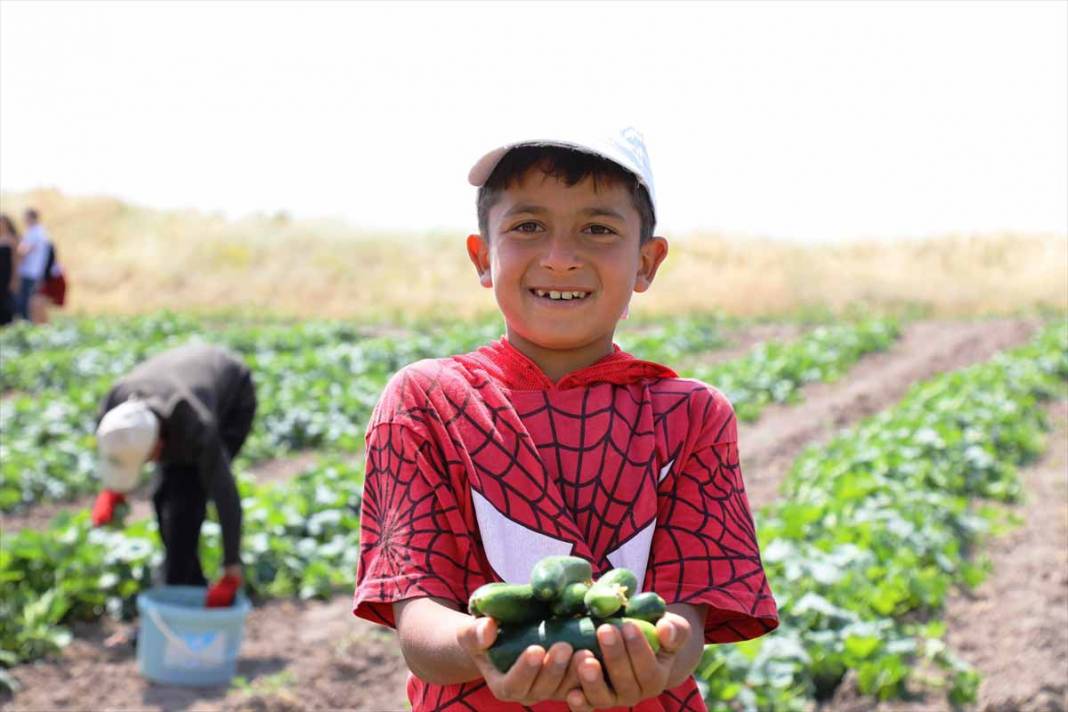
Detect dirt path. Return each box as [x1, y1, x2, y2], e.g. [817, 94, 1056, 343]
[738, 318, 1039, 510]
[2, 318, 1048, 711]
[2, 452, 324, 534]
[823, 398, 1068, 712]
[2, 597, 410, 712]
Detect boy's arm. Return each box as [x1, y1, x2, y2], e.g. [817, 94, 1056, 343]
[395, 596, 581, 703]
[393, 597, 481, 684]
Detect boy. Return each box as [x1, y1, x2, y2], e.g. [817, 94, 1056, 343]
[353, 128, 778, 711]
[91, 343, 256, 607]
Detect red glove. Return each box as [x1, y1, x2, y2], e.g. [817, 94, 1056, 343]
[91, 490, 127, 527]
[205, 574, 242, 608]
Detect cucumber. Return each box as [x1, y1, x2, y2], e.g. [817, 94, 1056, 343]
[597, 568, 639, 597]
[530, 556, 594, 601]
[584, 581, 627, 618]
[468, 582, 506, 616]
[550, 581, 590, 618]
[469, 583, 549, 624]
[599, 617, 661, 653]
[623, 592, 667, 623]
[487, 616, 660, 673]
[488, 616, 599, 672]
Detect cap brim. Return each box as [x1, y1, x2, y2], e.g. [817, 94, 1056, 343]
[468, 139, 608, 187]
[468, 146, 509, 187]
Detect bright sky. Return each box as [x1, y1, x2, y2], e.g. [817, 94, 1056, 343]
[1, 0, 1065, 241]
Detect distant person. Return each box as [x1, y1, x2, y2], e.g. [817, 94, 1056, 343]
[91, 343, 257, 608]
[0, 214, 20, 326]
[16, 208, 50, 321]
[30, 238, 67, 324]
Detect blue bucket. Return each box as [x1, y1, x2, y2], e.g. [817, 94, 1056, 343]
[136, 586, 252, 687]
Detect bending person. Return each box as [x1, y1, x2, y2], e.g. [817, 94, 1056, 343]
[91, 343, 257, 608]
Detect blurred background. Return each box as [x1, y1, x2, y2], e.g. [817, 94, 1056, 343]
[1, 0, 1065, 320]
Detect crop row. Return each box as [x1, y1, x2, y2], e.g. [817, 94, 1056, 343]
[0, 312, 732, 392]
[694, 322, 1067, 711]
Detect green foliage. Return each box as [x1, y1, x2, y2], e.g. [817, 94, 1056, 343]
[0, 459, 364, 664]
[1, 313, 738, 511]
[696, 322, 1067, 710]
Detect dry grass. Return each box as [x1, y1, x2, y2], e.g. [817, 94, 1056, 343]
[2, 188, 1064, 321]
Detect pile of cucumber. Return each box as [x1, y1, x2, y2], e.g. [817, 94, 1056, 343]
[467, 555, 668, 672]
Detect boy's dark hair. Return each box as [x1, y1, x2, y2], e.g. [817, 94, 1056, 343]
[476, 146, 656, 244]
[24, 208, 39, 222]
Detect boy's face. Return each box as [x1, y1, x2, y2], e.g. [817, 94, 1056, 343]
[467, 168, 668, 368]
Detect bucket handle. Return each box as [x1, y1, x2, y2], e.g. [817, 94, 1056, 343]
[144, 605, 226, 662]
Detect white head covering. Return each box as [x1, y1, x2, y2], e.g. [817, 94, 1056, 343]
[467, 126, 657, 220]
[96, 400, 159, 492]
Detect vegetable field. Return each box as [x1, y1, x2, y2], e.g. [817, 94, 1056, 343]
[1, 313, 1065, 712]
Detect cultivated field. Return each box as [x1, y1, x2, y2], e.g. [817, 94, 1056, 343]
[1, 190, 1066, 711]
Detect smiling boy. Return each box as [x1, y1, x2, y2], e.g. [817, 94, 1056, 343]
[353, 129, 778, 711]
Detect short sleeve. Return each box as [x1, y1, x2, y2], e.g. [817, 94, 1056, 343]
[646, 394, 779, 644]
[353, 421, 477, 628]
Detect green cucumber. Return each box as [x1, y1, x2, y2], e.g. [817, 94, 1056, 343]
[597, 568, 639, 597]
[488, 616, 600, 672]
[623, 592, 667, 623]
[599, 617, 661, 653]
[550, 581, 590, 618]
[468, 583, 549, 624]
[584, 581, 627, 617]
[468, 582, 506, 616]
[529, 555, 594, 601]
[487, 616, 660, 673]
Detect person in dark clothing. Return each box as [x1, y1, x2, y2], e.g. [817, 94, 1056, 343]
[0, 214, 19, 326]
[91, 343, 257, 608]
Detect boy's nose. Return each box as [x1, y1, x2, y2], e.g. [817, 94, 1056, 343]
[539, 233, 581, 271]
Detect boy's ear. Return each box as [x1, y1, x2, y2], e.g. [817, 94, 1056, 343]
[634, 236, 668, 293]
[466, 233, 493, 288]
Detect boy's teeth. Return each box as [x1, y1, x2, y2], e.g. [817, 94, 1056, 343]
[533, 289, 589, 300]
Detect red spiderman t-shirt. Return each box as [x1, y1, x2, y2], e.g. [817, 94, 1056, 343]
[353, 338, 779, 712]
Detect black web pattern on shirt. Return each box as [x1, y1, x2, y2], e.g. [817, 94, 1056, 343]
[359, 362, 775, 709]
[360, 418, 482, 624]
[376, 365, 772, 619]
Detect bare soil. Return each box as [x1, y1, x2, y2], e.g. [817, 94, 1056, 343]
[2, 597, 409, 712]
[3, 318, 1057, 712]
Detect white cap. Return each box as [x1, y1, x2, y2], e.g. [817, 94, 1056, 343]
[96, 400, 159, 493]
[467, 126, 657, 220]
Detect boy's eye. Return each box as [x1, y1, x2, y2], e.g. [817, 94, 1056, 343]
[513, 222, 542, 233]
[585, 224, 617, 236]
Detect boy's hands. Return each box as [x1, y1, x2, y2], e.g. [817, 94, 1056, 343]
[564, 612, 691, 712]
[456, 616, 580, 705]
